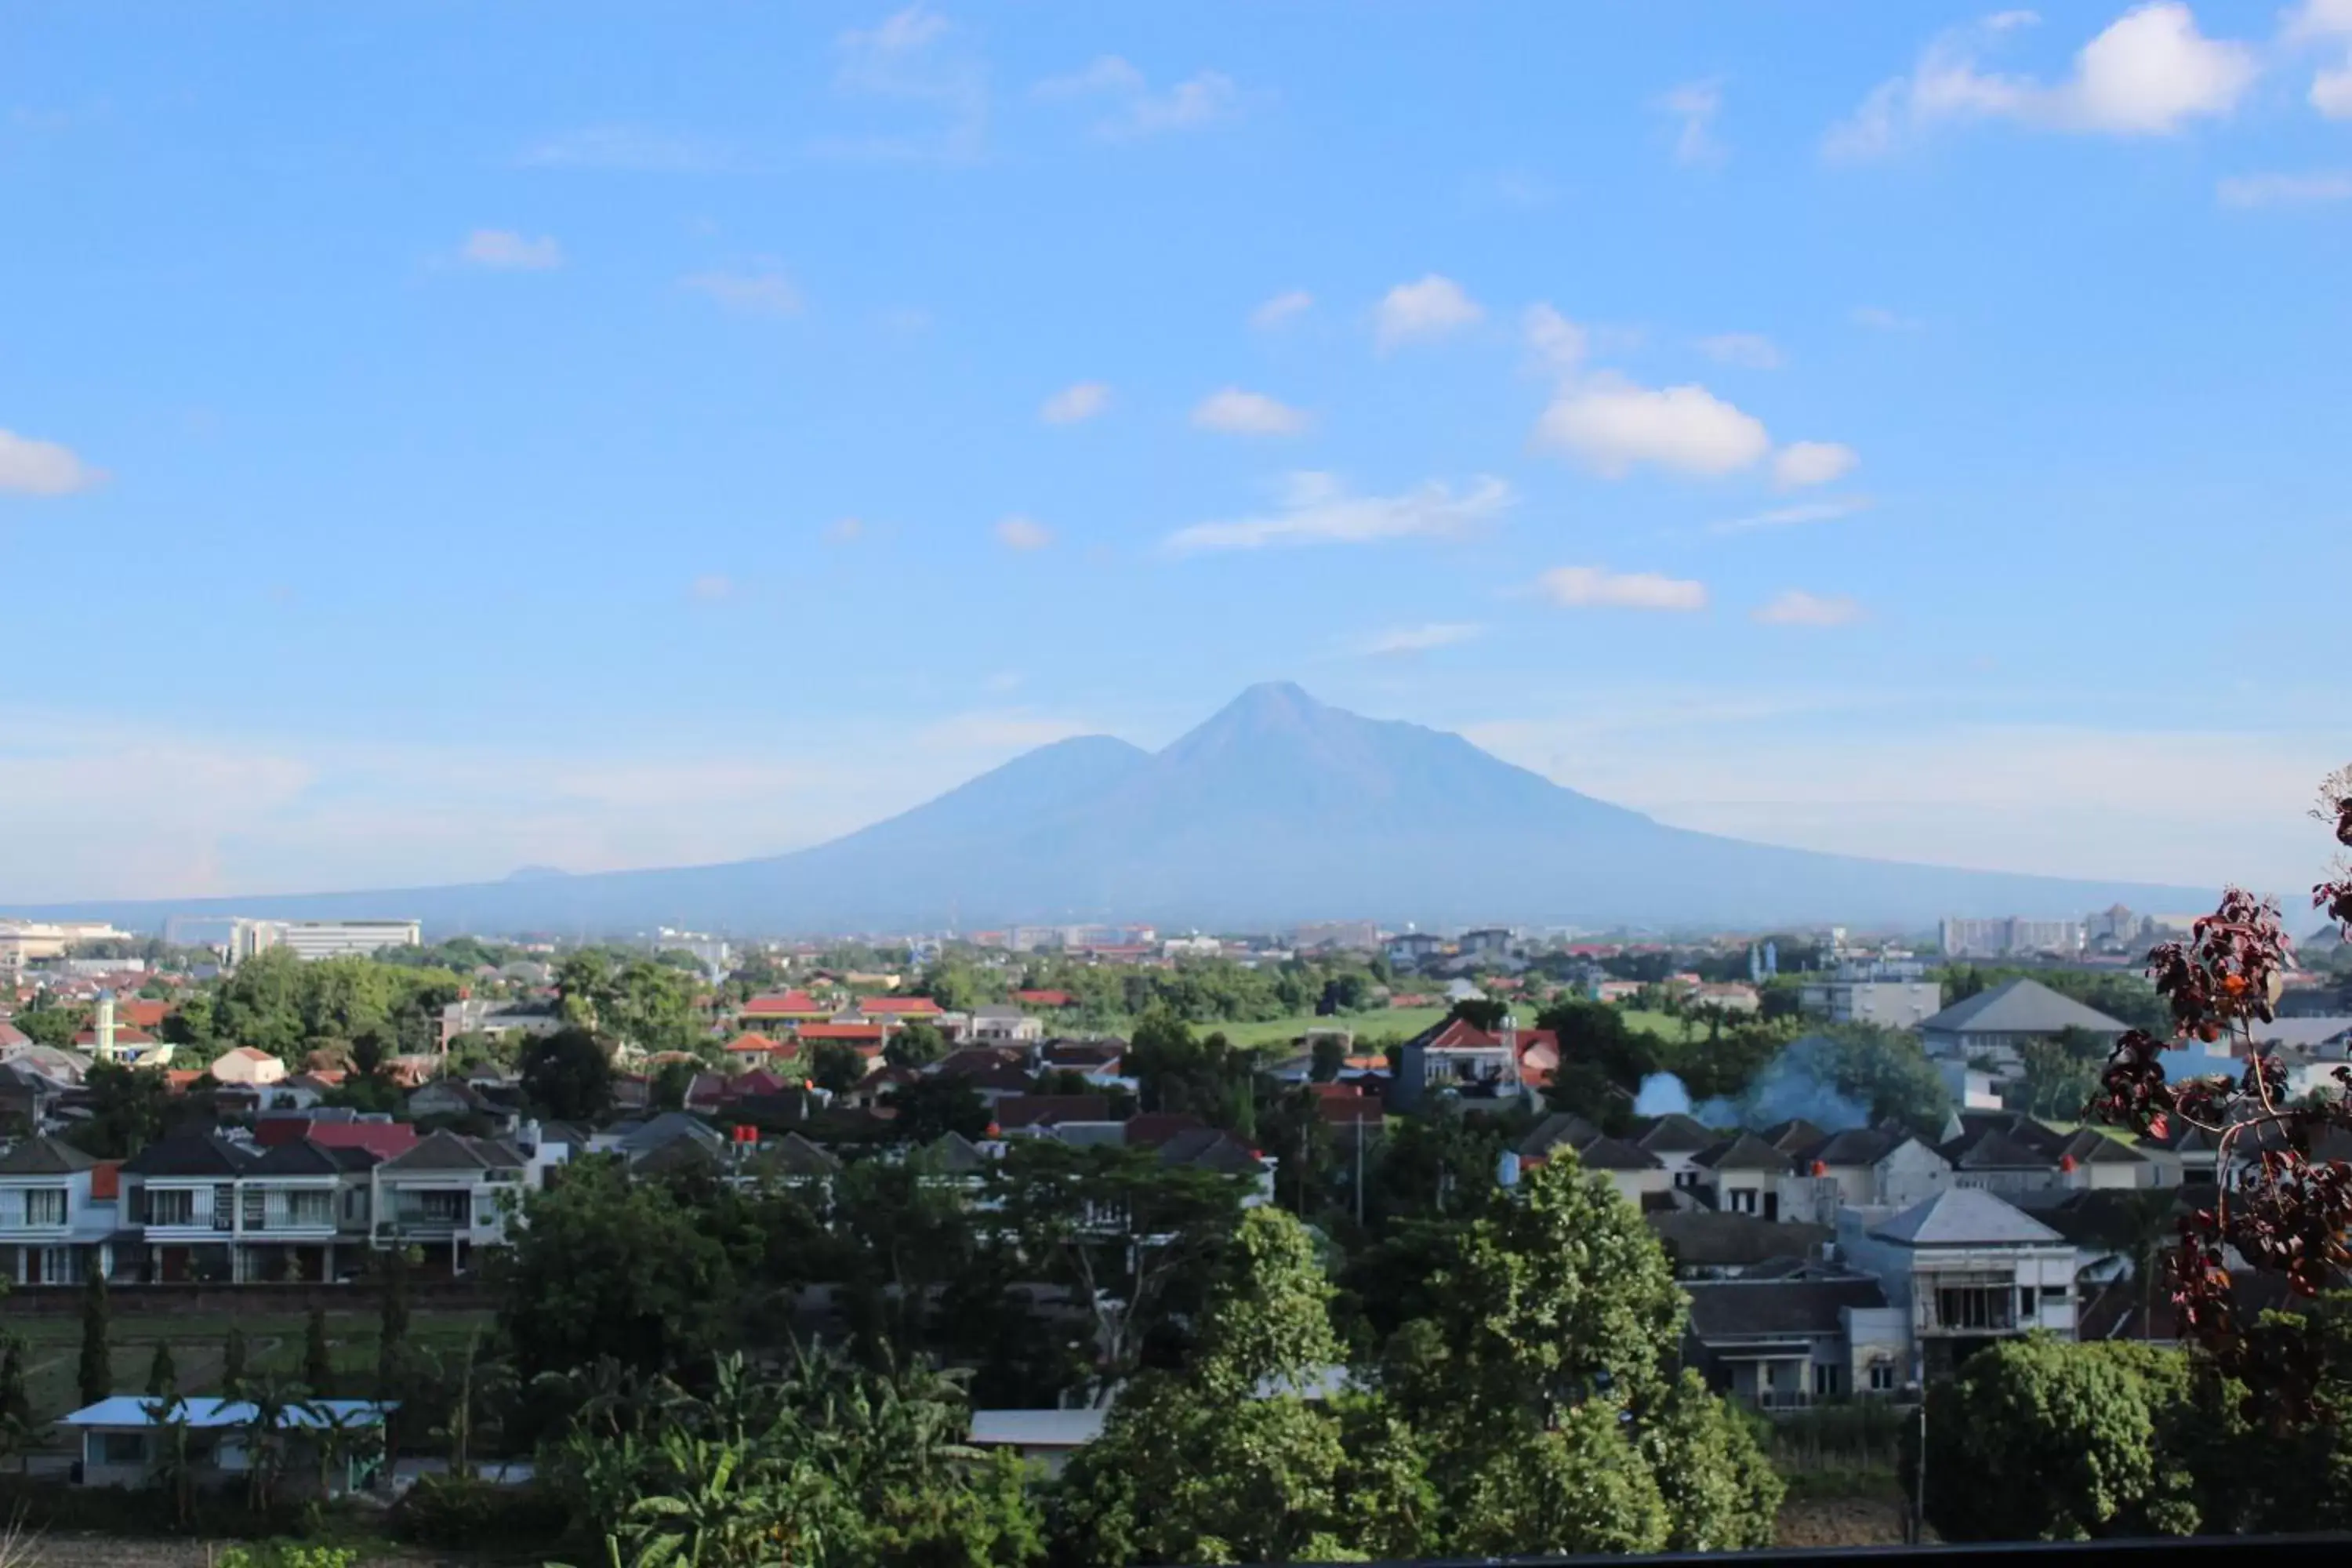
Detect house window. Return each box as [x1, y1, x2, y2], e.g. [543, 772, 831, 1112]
[1674, 1171, 1700, 1189]
[1935, 1285, 2020, 1331]
[243, 1189, 266, 1230]
[212, 1185, 235, 1230]
[413, 1191, 470, 1225]
[289, 1191, 334, 1228]
[1727, 1188, 1757, 1214]
[147, 1189, 194, 1226]
[1868, 1361, 1896, 1392]
[98, 1432, 147, 1466]
[22, 1188, 67, 1226]
[1813, 1363, 1841, 1396]
[2042, 1286, 2069, 1312]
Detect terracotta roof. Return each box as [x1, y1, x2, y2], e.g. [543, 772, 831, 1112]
[724, 1032, 783, 1054]
[743, 990, 827, 1015]
[795, 1022, 885, 1043]
[857, 996, 944, 1016]
[1013, 989, 1075, 1007]
[73, 1026, 157, 1047]
[118, 1000, 171, 1029]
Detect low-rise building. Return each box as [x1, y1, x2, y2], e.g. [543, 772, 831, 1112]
[1918, 979, 2129, 1075]
[0, 1135, 121, 1283]
[1839, 1187, 2080, 1380]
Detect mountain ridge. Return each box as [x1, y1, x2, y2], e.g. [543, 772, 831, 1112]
[14, 683, 2216, 935]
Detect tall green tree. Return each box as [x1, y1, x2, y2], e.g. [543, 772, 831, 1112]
[0, 1336, 37, 1472]
[146, 1340, 177, 1397]
[221, 1323, 249, 1397]
[377, 1243, 412, 1399]
[882, 1018, 948, 1070]
[519, 1026, 616, 1121]
[77, 1269, 112, 1407]
[305, 1307, 336, 1396]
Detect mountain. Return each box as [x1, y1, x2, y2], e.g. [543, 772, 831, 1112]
[20, 683, 2213, 935]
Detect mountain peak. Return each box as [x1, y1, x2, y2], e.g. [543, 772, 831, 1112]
[1224, 681, 1322, 720]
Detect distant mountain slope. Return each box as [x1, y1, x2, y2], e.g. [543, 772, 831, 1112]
[19, 683, 2214, 935]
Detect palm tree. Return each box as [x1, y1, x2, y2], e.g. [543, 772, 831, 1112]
[139, 1393, 197, 1530]
[303, 1396, 380, 1500]
[236, 1374, 305, 1515]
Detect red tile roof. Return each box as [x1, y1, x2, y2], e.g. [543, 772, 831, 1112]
[796, 1022, 886, 1043]
[254, 1119, 420, 1160]
[74, 1026, 157, 1047]
[744, 990, 828, 1016]
[1013, 989, 1075, 1007]
[724, 1032, 783, 1054]
[118, 1000, 172, 1029]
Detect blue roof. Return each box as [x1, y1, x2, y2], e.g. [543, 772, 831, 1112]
[60, 1396, 392, 1429]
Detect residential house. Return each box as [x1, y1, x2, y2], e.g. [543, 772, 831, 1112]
[969, 1004, 1044, 1045]
[1646, 1210, 1832, 1281]
[1918, 980, 2129, 1076]
[118, 1131, 378, 1283]
[1692, 1134, 1795, 1218]
[1392, 1016, 1556, 1112]
[1685, 1274, 1906, 1408]
[1775, 1126, 1955, 1225]
[209, 1047, 289, 1087]
[1011, 989, 1075, 1010]
[1839, 1187, 2081, 1380]
[252, 1112, 418, 1163]
[371, 1128, 557, 1273]
[1798, 962, 1945, 1030]
[1515, 1112, 1671, 1207]
[1632, 1113, 1728, 1192]
[61, 1396, 390, 1495]
[0, 1135, 122, 1283]
[597, 1112, 726, 1171]
[741, 990, 832, 1026]
[0, 1058, 75, 1134]
[994, 1094, 1111, 1132]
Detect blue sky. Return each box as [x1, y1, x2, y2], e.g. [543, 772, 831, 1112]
[2, 1, 2348, 906]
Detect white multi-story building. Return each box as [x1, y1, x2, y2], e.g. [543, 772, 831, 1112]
[1838, 1187, 2081, 1381]
[0, 920, 132, 971]
[230, 918, 422, 964]
[1938, 916, 2085, 960]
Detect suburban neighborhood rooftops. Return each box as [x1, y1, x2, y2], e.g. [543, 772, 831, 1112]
[247, 1139, 378, 1176]
[1758, 1119, 1830, 1154]
[1646, 1211, 1832, 1269]
[1919, 978, 2130, 1036]
[1693, 1133, 1794, 1174]
[122, 1132, 256, 1178]
[378, 1129, 525, 1173]
[1632, 1112, 1720, 1154]
[1871, 1187, 2064, 1247]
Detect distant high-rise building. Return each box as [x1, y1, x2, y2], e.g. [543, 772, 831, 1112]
[1938, 916, 2084, 960]
[1292, 920, 1380, 951]
[230, 918, 423, 964]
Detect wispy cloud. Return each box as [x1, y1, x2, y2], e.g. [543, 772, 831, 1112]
[1034, 55, 1243, 138]
[1356, 622, 1485, 657]
[1773, 441, 1860, 488]
[682, 263, 804, 318]
[459, 229, 564, 270]
[995, 515, 1054, 550]
[1755, 590, 1865, 626]
[1040, 382, 1112, 425]
[1657, 77, 1726, 164]
[1826, 5, 2258, 159]
[824, 517, 867, 545]
[688, 574, 735, 602]
[1533, 565, 1708, 612]
[517, 125, 735, 173]
[1524, 303, 1590, 372]
[0, 429, 103, 495]
[1697, 332, 1781, 369]
[822, 5, 989, 163]
[1851, 304, 1925, 332]
[1374, 274, 1484, 350]
[1191, 388, 1310, 437]
[2217, 169, 2352, 206]
[1708, 496, 1877, 535]
[1250, 289, 1313, 330]
[1163, 472, 1512, 557]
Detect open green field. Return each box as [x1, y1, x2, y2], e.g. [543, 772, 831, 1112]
[11, 1308, 494, 1422]
[1621, 1007, 1706, 1044]
[1218, 1006, 1449, 1050]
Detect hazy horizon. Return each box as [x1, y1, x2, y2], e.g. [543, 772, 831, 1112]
[3, 4, 2347, 904]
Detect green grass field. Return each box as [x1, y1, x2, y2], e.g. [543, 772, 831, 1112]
[1216, 1006, 1449, 1051]
[1618, 1007, 1705, 1044]
[12, 1308, 494, 1422]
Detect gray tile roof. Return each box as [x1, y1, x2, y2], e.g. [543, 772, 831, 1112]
[1646, 1211, 1832, 1269]
[1695, 1132, 1795, 1174]
[0, 1134, 98, 1174]
[1794, 1127, 1906, 1168]
[1518, 1111, 1602, 1160]
[248, 1140, 375, 1177]
[1871, 1188, 2064, 1247]
[921, 1131, 989, 1174]
[377, 1129, 521, 1174]
[1920, 978, 2129, 1037]
[1940, 1127, 2060, 1171]
[1759, 1119, 1830, 1155]
[1686, 1276, 1889, 1339]
[122, 1132, 256, 1178]
[1634, 1112, 1722, 1155]
[1570, 1134, 1664, 1172]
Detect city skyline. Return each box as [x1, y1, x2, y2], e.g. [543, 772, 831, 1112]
[3, 2, 2349, 902]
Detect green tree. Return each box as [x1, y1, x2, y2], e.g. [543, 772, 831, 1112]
[65, 1062, 172, 1159]
[305, 1306, 336, 1396]
[1309, 1033, 1348, 1083]
[808, 1040, 867, 1095]
[519, 1026, 615, 1121]
[377, 1245, 412, 1400]
[1640, 1370, 1784, 1550]
[221, 1323, 249, 1397]
[0, 1336, 38, 1472]
[883, 1018, 949, 1070]
[1054, 1207, 1426, 1565]
[146, 1339, 177, 1397]
[1920, 1335, 2200, 1541]
[495, 1159, 735, 1378]
[78, 1269, 112, 1407]
[884, 1075, 992, 1145]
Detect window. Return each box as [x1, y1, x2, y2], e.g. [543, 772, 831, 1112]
[147, 1189, 194, 1225]
[98, 1432, 147, 1466]
[289, 1190, 334, 1227]
[1868, 1361, 1897, 1392]
[2042, 1286, 2069, 1312]
[408, 1190, 470, 1225]
[1727, 1188, 1757, 1214]
[1935, 1284, 2020, 1331]
[1674, 1170, 1700, 1189]
[212, 1184, 235, 1230]
[243, 1189, 266, 1229]
[1813, 1363, 1841, 1396]
[23, 1188, 67, 1226]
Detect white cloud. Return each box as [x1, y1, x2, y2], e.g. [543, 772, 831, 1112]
[459, 229, 564, 270]
[1851, 304, 1924, 332]
[2218, 169, 2352, 205]
[1708, 497, 1877, 535]
[1040, 382, 1112, 424]
[1755, 590, 1865, 626]
[1357, 622, 1485, 657]
[995, 515, 1054, 550]
[689, 574, 735, 601]
[1524, 303, 1590, 372]
[517, 125, 734, 172]
[1191, 388, 1310, 437]
[1375, 274, 1483, 350]
[1697, 332, 1783, 369]
[1534, 376, 1772, 478]
[1034, 55, 1242, 137]
[0, 430, 103, 495]
[1827, 4, 2257, 157]
[1162, 472, 1512, 557]
[827, 5, 989, 162]
[1773, 441, 1861, 488]
[1534, 566, 1709, 612]
[1658, 77, 1726, 164]
[682, 263, 803, 317]
[2285, 2, 2352, 117]
[1250, 289, 1313, 330]
[2314, 61, 2352, 115]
